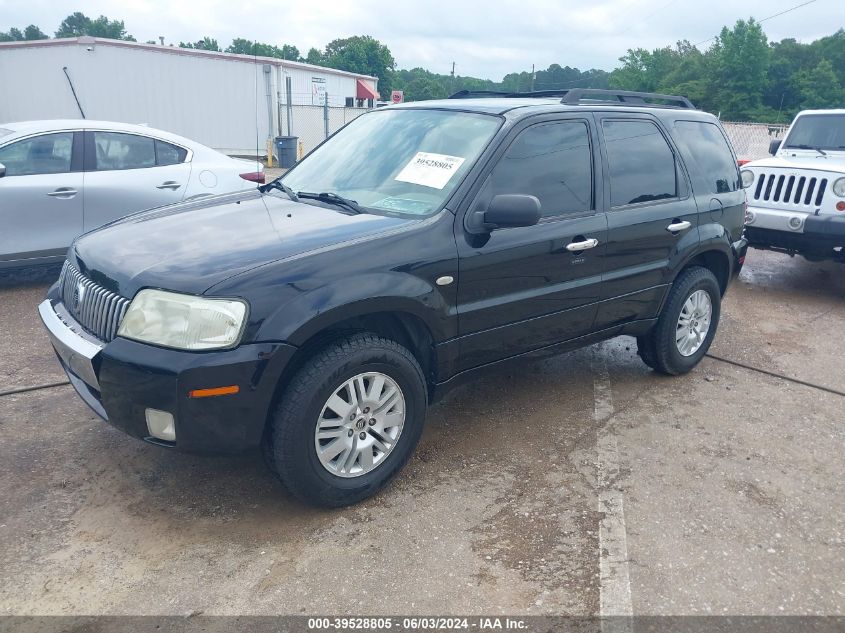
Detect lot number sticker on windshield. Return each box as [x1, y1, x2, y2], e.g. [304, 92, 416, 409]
[395, 152, 466, 190]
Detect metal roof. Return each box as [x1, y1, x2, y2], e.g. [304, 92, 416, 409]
[0, 36, 379, 82]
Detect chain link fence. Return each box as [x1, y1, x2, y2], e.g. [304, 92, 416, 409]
[722, 121, 790, 162]
[276, 93, 373, 160]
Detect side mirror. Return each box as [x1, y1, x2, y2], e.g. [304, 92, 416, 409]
[769, 139, 782, 155]
[0, 162, 5, 178]
[482, 194, 541, 231]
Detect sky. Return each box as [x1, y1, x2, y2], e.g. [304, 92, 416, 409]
[0, 0, 839, 79]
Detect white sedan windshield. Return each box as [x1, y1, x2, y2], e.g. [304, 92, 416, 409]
[282, 109, 502, 216]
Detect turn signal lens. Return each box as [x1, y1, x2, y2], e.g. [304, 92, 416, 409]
[189, 385, 240, 398]
[836, 201, 845, 212]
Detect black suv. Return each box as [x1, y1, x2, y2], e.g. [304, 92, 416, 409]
[39, 89, 747, 506]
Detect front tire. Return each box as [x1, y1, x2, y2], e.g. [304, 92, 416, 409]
[264, 333, 427, 507]
[637, 266, 721, 375]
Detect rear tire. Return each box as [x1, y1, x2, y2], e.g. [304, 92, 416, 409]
[637, 266, 720, 375]
[263, 333, 427, 507]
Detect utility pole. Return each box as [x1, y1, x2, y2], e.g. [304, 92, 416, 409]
[530, 64, 535, 92]
[451, 61, 456, 92]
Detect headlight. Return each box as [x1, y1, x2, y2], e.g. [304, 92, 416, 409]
[118, 289, 248, 350]
[741, 169, 755, 188]
[833, 177, 845, 197]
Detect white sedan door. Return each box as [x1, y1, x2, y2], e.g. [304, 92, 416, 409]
[0, 131, 84, 263]
[82, 131, 192, 232]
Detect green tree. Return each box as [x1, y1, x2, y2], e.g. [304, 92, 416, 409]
[55, 12, 135, 40]
[1, 24, 48, 41]
[609, 46, 678, 93]
[179, 37, 221, 52]
[225, 38, 301, 60]
[793, 59, 845, 110]
[764, 38, 818, 117]
[405, 76, 448, 101]
[319, 35, 396, 97]
[305, 47, 323, 65]
[812, 29, 845, 86]
[709, 18, 770, 119]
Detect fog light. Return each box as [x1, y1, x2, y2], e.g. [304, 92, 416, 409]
[745, 210, 756, 225]
[788, 216, 803, 231]
[145, 409, 175, 442]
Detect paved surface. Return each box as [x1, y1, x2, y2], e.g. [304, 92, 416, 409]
[0, 249, 843, 616]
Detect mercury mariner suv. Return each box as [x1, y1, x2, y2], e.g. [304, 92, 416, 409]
[742, 109, 845, 262]
[39, 89, 747, 507]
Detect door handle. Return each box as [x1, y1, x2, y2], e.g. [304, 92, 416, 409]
[666, 220, 692, 233]
[156, 181, 182, 190]
[566, 238, 599, 252]
[46, 188, 77, 198]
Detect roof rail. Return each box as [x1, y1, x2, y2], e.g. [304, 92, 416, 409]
[447, 88, 696, 109]
[560, 89, 695, 109]
[449, 89, 575, 99]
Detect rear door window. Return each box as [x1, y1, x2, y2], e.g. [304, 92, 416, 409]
[93, 132, 156, 170]
[602, 120, 677, 207]
[673, 121, 740, 194]
[0, 133, 73, 176]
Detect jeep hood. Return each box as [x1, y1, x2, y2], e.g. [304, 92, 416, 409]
[70, 190, 412, 298]
[745, 154, 845, 173]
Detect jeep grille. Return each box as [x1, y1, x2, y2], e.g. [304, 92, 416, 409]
[751, 171, 827, 210]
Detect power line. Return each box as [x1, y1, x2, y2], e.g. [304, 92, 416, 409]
[694, 0, 819, 46]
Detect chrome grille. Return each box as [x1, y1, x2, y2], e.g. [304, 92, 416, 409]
[59, 262, 130, 342]
[752, 171, 827, 209]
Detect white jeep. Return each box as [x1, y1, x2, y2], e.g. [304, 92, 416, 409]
[741, 109, 845, 262]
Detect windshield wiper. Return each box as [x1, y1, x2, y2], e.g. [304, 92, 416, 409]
[259, 179, 299, 201]
[297, 191, 363, 214]
[790, 144, 828, 156]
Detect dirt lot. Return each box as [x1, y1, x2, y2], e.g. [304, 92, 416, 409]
[0, 249, 843, 617]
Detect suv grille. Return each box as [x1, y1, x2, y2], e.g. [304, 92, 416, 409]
[751, 171, 827, 210]
[59, 262, 130, 342]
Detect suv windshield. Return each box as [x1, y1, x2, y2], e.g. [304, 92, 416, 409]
[280, 109, 501, 217]
[783, 114, 845, 151]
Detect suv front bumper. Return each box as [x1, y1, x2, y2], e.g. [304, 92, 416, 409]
[745, 205, 845, 254]
[38, 292, 296, 453]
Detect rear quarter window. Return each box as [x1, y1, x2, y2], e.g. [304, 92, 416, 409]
[673, 121, 740, 195]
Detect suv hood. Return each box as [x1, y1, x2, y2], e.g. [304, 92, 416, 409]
[747, 153, 845, 173]
[70, 190, 412, 298]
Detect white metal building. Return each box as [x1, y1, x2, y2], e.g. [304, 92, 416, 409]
[0, 37, 379, 156]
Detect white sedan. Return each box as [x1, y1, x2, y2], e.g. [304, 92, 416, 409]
[0, 120, 265, 269]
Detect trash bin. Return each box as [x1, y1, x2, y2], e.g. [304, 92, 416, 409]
[274, 136, 298, 169]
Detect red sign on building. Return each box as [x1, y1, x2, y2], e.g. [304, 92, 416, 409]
[391, 90, 404, 104]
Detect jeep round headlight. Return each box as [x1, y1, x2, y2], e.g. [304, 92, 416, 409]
[833, 177, 845, 197]
[741, 169, 755, 189]
[118, 289, 248, 350]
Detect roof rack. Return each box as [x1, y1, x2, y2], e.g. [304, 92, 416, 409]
[448, 88, 696, 109]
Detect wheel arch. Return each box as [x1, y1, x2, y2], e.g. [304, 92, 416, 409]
[681, 249, 731, 295]
[263, 306, 441, 442]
